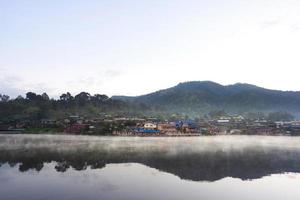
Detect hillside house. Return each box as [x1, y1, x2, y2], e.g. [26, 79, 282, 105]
[144, 123, 157, 129]
[157, 123, 178, 133]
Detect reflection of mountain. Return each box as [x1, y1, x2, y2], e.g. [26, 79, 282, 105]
[1, 142, 300, 182]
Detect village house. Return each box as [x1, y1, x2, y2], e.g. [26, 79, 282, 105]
[157, 122, 178, 133]
[181, 123, 199, 133]
[41, 119, 57, 125]
[144, 122, 157, 129]
[64, 123, 90, 134]
[175, 120, 200, 133]
[217, 119, 230, 123]
[232, 115, 245, 122]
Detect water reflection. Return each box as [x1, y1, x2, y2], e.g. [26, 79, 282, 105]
[1, 135, 300, 181]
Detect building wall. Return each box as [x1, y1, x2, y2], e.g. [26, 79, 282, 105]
[144, 123, 157, 129]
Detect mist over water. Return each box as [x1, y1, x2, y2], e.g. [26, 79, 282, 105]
[2, 134, 300, 152]
[1, 134, 300, 200]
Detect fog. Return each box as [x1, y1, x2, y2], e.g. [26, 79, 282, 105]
[1, 134, 300, 152]
[0, 134, 300, 181]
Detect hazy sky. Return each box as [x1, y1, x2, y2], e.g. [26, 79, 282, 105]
[1, 0, 300, 98]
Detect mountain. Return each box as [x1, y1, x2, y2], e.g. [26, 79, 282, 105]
[113, 81, 300, 117]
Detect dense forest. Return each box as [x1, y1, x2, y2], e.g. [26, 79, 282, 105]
[0, 91, 295, 124]
[114, 81, 300, 118]
[0, 92, 156, 123]
[1, 81, 299, 123]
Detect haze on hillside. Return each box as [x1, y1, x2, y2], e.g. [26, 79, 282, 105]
[1, 0, 300, 97]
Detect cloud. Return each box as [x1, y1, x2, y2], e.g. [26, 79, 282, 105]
[22, 82, 56, 94]
[67, 76, 103, 90]
[0, 66, 125, 98]
[0, 75, 27, 97]
[61, 70, 121, 96]
[66, 69, 122, 92]
[260, 18, 281, 29]
[291, 23, 300, 32]
[0, 69, 56, 98]
[0, 87, 25, 98]
[104, 69, 122, 78]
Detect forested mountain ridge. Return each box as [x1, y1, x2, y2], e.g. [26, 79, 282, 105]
[113, 81, 300, 117]
[1, 81, 300, 121]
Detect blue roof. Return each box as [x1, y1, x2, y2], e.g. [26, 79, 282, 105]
[175, 120, 198, 128]
[134, 128, 160, 133]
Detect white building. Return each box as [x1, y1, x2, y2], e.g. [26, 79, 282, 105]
[144, 123, 157, 129]
[217, 119, 230, 123]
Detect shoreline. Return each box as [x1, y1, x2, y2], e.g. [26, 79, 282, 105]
[0, 132, 293, 137]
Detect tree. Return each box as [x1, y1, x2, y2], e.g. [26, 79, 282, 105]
[60, 92, 73, 102]
[24, 106, 41, 120]
[75, 92, 91, 106]
[0, 94, 10, 102]
[92, 94, 108, 102]
[245, 112, 266, 120]
[208, 110, 227, 119]
[26, 92, 37, 101]
[16, 95, 24, 100]
[91, 94, 109, 105]
[267, 111, 294, 122]
[41, 93, 50, 101]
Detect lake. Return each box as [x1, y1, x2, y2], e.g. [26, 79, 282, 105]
[1, 134, 300, 200]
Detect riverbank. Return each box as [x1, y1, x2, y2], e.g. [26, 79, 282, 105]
[0, 131, 292, 137]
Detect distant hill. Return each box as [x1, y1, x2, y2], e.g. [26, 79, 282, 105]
[112, 81, 300, 117]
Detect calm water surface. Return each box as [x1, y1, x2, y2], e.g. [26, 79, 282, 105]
[1, 134, 300, 200]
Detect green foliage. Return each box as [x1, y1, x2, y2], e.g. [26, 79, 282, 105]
[244, 112, 266, 120]
[24, 127, 63, 134]
[0, 94, 10, 102]
[208, 110, 228, 119]
[267, 111, 294, 122]
[121, 81, 300, 118]
[201, 128, 210, 135]
[0, 92, 154, 123]
[1, 81, 300, 122]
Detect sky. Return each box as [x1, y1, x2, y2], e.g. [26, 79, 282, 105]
[1, 0, 300, 98]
